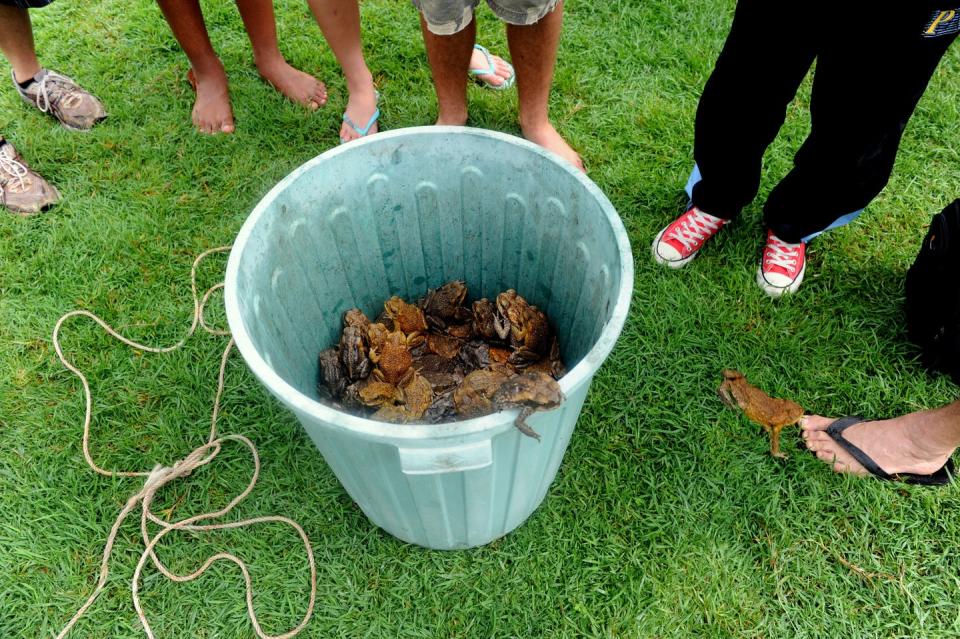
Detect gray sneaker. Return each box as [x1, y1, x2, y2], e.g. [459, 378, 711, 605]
[0, 138, 61, 215]
[14, 69, 107, 131]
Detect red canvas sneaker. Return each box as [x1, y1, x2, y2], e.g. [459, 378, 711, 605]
[757, 230, 806, 297]
[651, 206, 729, 268]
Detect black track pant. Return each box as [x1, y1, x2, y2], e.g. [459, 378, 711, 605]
[691, 1, 958, 243]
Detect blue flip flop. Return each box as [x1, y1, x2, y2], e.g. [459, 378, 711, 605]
[340, 91, 380, 144]
[469, 44, 515, 91]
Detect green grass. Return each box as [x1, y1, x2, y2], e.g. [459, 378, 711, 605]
[2, 0, 960, 636]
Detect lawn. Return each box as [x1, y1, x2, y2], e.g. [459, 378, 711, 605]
[2, 0, 959, 637]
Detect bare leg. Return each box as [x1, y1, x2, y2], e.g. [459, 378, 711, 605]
[235, 0, 327, 109]
[156, 0, 234, 134]
[419, 13, 474, 125]
[505, 2, 583, 170]
[0, 6, 41, 82]
[306, 0, 377, 141]
[802, 401, 960, 477]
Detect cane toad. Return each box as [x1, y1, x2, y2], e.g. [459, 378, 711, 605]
[453, 368, 511, 418]
[318, 348, 346, 399]
[343, 308, 371, 332]
[525, 336, 566, 379]
[339, 326, 372, 381]
[370, 330, 415, 385]
[472, 298, 500, 341]
[446, 322, 475, 340]
[363, 371, 434, 423]
[399, 371, 434, 419]
[459, 339, 491, 371]
[358, 378, 401, 408]
[495, 290, 552, 365]
[492, 371, 564, 440]
[717, 369, 804, 459]
[427, 333, 463, 359]
[384, 296, 428, 335]
[422, 280, 469, 329]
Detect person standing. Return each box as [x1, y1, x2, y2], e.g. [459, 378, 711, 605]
[413, 0, 584, 170]
[0, 0, 107, 214]
[652, 2, 958, 296]
[155, 0, 330, 134]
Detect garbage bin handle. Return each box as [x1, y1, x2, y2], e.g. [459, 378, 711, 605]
[398, 439, 493, 475]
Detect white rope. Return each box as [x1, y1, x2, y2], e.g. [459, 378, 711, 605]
[53, 246, 317, 638]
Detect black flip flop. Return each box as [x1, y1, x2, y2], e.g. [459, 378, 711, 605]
[823, 416, 955, 486]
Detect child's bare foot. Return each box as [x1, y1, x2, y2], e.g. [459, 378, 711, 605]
[340, 80, 379, 142]
[521, 121, 585, 172]
[257, 58, 327, 110]
[187, 65, 234, 135]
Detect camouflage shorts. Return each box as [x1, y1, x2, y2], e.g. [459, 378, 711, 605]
[412, 0, 561, 35]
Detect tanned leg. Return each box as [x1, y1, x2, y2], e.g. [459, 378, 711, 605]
[505, 1, 583, 170]
[0, 6, 41, 83]
[306, 0, 377, 141]
[419, 13, 474, 125]
[156, 0, 234, 134]
[236, 0, 327, 109]
[802, 401, 960, 477]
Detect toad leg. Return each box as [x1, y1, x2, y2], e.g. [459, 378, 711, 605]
[769, 424, 788, 459]
[717, 384, 735, 408]
[514, 407, 542, 441]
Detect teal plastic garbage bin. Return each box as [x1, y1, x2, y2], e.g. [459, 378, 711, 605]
[224, 127, 633, 549]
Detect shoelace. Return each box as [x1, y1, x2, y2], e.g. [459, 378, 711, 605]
[35, 70, 82, 114]
[667, 209, 724, 252]
[0, 145, 29, 191]
[764, 235, 802, 270]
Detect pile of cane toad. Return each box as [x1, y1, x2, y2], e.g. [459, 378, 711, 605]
[317, 281, 565, 439]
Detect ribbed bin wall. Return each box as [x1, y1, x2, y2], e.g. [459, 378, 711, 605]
[225, 127, 633, 549]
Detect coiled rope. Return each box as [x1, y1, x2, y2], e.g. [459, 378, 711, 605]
[52, 246, 317, 638]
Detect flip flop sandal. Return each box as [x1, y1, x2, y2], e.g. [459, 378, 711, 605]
[469, 44, 515, 91]
[341, 90, 380, 144]
[824, 416, 955, 486]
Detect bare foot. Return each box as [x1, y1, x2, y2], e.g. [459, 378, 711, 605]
[521, 121, 585, 171]
[187, 65, 234, 135]
[340, 81, 379, 142]
[801, 415, 954, 477]
[469, 47, 513, 88]
[257, 58, 328, 110]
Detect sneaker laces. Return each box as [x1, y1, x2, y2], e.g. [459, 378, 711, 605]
[764, 235, 802, 270]
[667, 209, 724, 252]
[0, 145, 29, 191]
[35, 70, 83, 114]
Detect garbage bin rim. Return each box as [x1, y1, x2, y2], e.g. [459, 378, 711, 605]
[224, 126, 633, 441]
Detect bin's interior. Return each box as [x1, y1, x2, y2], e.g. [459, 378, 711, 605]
[232, 131, 625, 404]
